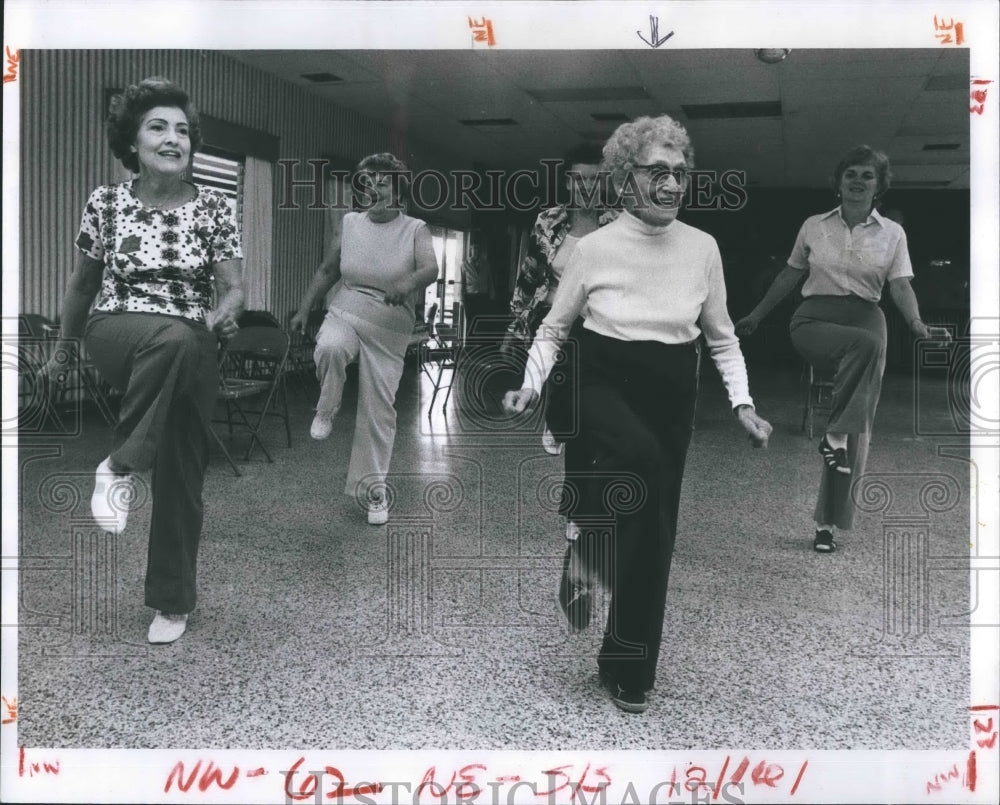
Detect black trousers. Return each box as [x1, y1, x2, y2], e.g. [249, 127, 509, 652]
[544, 317, 585, 444]
[463, 293, 492, 336]
[561, 328, 700, 692]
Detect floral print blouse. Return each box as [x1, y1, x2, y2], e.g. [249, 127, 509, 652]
[503, 205, 617, 352]
[75, 180, 243, 322]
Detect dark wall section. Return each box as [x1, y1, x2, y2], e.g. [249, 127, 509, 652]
[470, 187, 970, 374]
[684, 188, 970, 372]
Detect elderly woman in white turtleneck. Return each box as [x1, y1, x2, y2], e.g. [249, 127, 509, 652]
[504, 115, 772, 714]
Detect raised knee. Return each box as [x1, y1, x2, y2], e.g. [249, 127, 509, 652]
[159, 321, 201, 362]
[855, 331, 886, 360]
[314, 339, 350, 364]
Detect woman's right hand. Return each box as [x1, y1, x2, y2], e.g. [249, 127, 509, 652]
[734, 313, 761, 337]
[502, 387, 540, 414]
[288, 310, 308, 334]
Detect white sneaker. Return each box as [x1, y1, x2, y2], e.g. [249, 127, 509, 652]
[147, 611, 188, 644]
[367, 495, 389, 525]
[542, 428, 564, 456]
[310, 413, 334, 440]
[90, 457, 133, 535]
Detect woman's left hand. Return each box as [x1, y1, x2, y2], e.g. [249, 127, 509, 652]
[737, 405, 773, 448]
[206, 310, 239, 340]
[912, 321, 952, 345]
[384, 277, 416, 306]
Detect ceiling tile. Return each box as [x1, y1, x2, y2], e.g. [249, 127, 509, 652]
[222, 48, 974, 188]
[781, 75, 927, 109]
[484, 50, 640, 88]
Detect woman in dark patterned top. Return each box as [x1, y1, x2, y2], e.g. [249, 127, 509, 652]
[42, 77, 244, 645]
[503, 143, 617, 363]
[502, 143, 618, 456]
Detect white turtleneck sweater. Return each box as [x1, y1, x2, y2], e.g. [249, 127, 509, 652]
[522, 210, 754, 409]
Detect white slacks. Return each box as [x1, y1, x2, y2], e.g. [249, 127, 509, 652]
[313, 307, 412, 501]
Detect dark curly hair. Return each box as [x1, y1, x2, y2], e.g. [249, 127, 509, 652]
[556, 141, 605, 183]
[832, 145, 892, 200]
[556, 141, 612, 208]
[563, 142, 605, 169]
[106, 77, 202, 173]
[355, 152, 411, 201]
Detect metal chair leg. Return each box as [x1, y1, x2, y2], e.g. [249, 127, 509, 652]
[210, 428, 243, 476]
[80, 365, 117, 426]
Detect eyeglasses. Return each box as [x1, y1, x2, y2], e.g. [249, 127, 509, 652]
[357, 173, 384, 189]
[631, 163, 690, 184]
[356, 172, 400, 190]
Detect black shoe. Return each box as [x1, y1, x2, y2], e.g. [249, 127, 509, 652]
[818, 437, 851, 474]
[599, 669, 648, 713]
[813, 529, 837, 553]
[558, 545, 592, 631]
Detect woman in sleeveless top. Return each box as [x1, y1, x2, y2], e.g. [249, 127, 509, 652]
[290, 153, 439, 525]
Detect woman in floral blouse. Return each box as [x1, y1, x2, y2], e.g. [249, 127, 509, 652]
[502, 143, 617, 455]
[42, 77, 244, 644]
[503, 143, 616, 361]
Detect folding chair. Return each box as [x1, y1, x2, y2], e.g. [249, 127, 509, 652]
[19, 314, 118, 427]
[801, 363, 835, 439]
[17, 314, 66, 432]
[213, 326, 291, 475]
[237, 309, 283, 329]
[418, 301, 464, 420]
[76, 356, 118, 427]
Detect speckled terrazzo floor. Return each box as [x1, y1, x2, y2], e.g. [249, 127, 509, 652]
[13, 355, 973, 750]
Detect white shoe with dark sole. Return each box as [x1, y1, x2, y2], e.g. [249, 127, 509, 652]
[367, 497, 389, 525]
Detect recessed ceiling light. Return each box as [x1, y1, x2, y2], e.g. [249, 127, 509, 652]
[892, 180, 953, 187]
[681, 101, 782, 120]
[459, 118, 519, 127]
[922, 143, 961, 151]
[301, 72, 342, 84]
[897, 126, 967, 137]
[527, 87, 650, 103]
[590, 112, 630, 122]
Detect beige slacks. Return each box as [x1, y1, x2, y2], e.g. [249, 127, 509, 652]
[314, 307, 412, 501]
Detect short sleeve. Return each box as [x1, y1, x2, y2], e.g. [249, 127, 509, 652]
[886, 226, 914, 281]
[75, 187, 107, 261]
[204, 192, 243, 263]
[786, 220, 810, 272]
